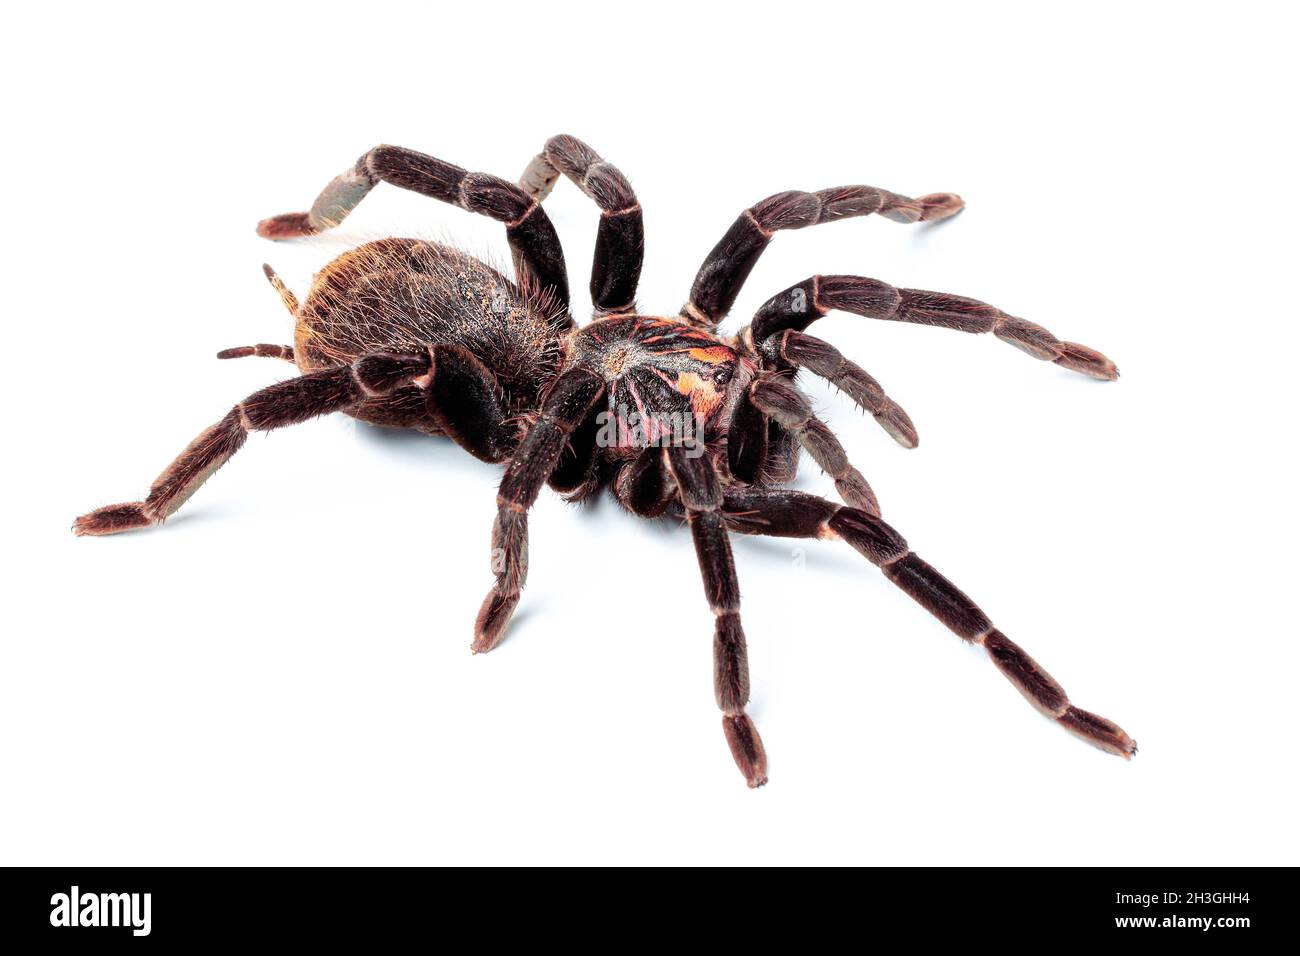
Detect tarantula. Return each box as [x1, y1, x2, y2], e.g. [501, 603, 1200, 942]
[75, 134, 1135, 786]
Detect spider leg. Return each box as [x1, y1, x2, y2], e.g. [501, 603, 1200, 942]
[73, 352, 432, 536]
[610, 446, 677, 518]
[769, 331, 918, 447]
[519, 135, 644, 317]
[422, 345, 520, 463]
[745, 371, 880, 515]
[725, 389, 771, 485]
[256, 145, 570, 312]
[546, 400, 604, 499]
[216, 344, 295, 362]
[683, 185, 963, 330]
[475, 369, 605, 653]
[747, 274, 1118, 380]
[664, 445, 767, 788]
[720, 487, 1137, 759]
[731, 330, 917, 475]
[73, 346, 518, 534]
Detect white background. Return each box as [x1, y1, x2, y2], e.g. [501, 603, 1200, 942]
[4, 2, 1296, 866]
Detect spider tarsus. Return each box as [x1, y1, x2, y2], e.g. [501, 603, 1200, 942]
[472, 590, 518, 654]
[73, 503, 152, 536]
[834, 470, 880, 516]
[1055, 342, 1119, 381]
[917, 192, 965, 221]
[722, 714, 769, 788]
[256, 212, 316, 240]
[877, 399, 919, 449]
[1058, 706, 1137, 758]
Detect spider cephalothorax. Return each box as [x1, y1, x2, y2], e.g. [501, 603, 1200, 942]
[75, 134, 1135, 787]
[573, 317, 745, 452]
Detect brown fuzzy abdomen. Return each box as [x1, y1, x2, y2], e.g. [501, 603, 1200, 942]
[291, 238, 568, 429]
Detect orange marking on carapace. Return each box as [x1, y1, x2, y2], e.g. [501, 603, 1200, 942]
[688, 346, 733, 364]
[676, 372, 724, 419]
[676, 371, 704, 396]
[661, 345, 733, 362]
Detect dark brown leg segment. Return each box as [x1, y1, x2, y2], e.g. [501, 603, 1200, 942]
[217, 343, 295, 362]
[611, 446, 677, 518]
[720, 487, 1137, 759]
[424, 344, 519, 463]
[725, 386, 771, 484]
[747, 372, 880, 514]
[474, 369, 605, 653]
[520, 134, 644, 316]
[748, 275, 1117, 380]
[684, 186, 963, 329]
[546, 401, 603, 498]
[257, 145, 570, 310]
[664, 445, 768, 788]
[73, 353, 431, 536]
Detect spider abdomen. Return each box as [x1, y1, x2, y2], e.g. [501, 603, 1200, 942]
[292, 239, 569, 429]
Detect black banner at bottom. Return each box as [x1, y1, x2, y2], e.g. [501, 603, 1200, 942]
[0, 866, 1282, 945]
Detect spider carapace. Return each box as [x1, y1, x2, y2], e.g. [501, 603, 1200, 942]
[75, 134, 1135, 787]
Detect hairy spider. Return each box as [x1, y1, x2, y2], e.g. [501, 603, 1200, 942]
[74, 135, 1135, 786]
